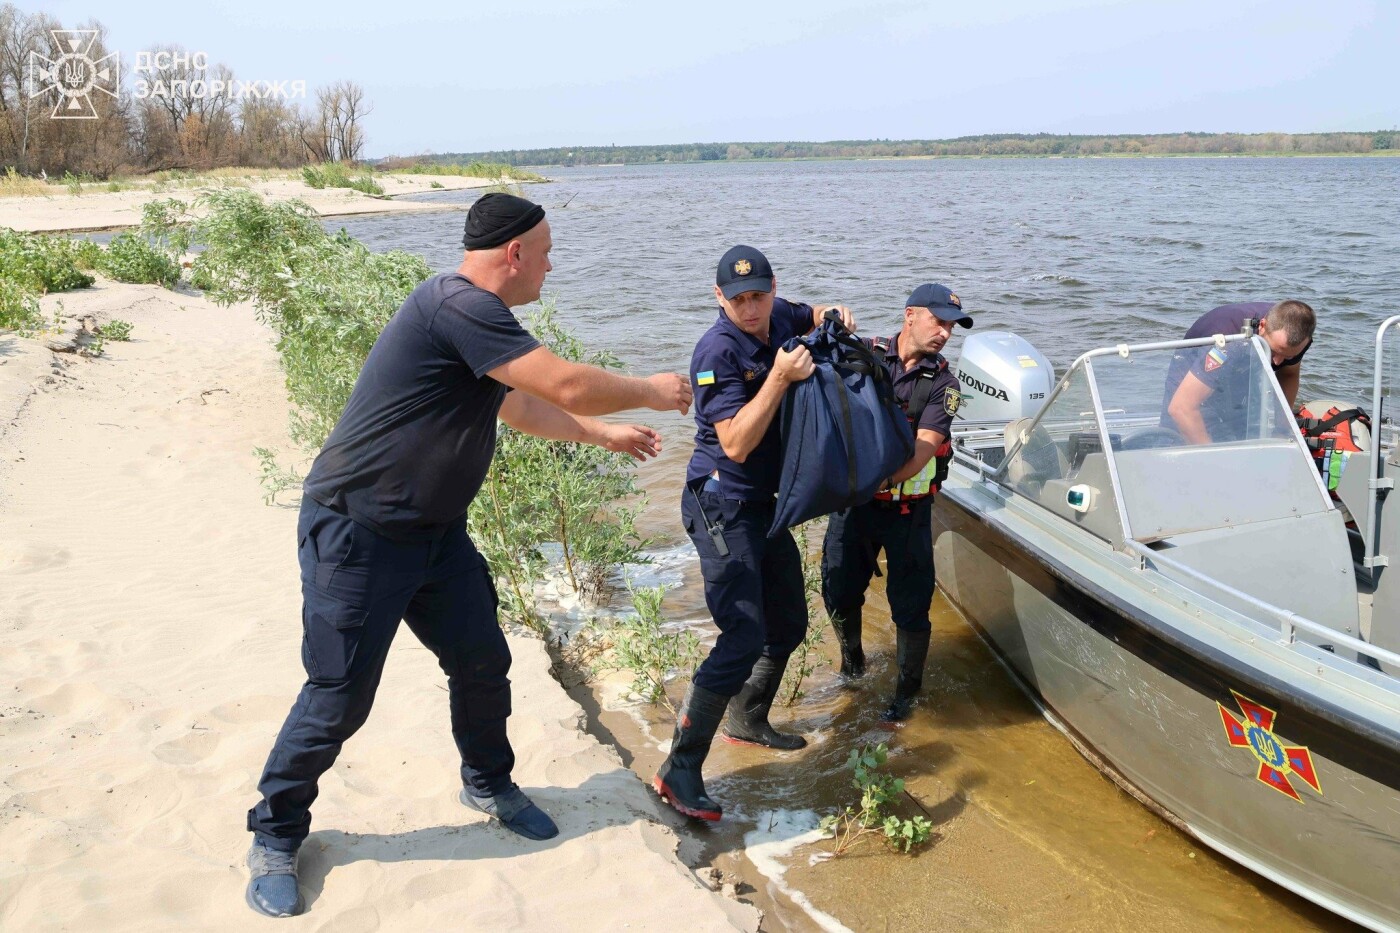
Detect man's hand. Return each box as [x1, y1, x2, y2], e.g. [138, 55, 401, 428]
[647, 373, 692, 415]
[774, 344, 815, 384]
[600, 423, 662, 461]
[828, 305, 857, 333]
[815, 304, 857, 334]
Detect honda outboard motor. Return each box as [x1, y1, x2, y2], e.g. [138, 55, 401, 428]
[953, 332, 1054, 423]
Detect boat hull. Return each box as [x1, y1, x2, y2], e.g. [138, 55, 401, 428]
[933, 489, 1400, 932]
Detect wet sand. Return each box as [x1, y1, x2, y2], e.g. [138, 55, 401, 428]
[568, 490, 1357, 932]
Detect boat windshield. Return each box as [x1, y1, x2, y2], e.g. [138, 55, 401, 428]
[1000, 335, 1330, 542]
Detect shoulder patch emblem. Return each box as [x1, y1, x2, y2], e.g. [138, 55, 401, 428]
[1204, 347, 1227, 372]
[696, 370, 716, 386]
[944, 387, 962, 418]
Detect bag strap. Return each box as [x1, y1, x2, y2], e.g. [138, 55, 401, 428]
[905, 371, 939, 427]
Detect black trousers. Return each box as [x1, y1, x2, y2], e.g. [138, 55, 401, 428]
[681, 487, 808, 696]
[247, 499, 513, 850]
[821, 496, 935, 635]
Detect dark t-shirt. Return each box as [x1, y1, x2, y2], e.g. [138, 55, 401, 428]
[303, 273, 540, 540]
[1160, 302, 1310, 440]
[686, 297, 813, 501]
[873, 334, 959, 439]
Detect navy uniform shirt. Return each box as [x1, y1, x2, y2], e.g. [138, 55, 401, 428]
[1161, 302, 1310, 438]
[303, 274, 540, 540]
[874, 334, 961, 438]
[687, 297, 814, 501]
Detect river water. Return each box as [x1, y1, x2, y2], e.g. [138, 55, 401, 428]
[332, 158, 1398, 931]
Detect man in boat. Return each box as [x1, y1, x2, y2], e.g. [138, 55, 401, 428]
[243, 193, 693, 918]
[652, 245, 855, 821]
[1163, 300, 1315, 445]
[820, 283, 971, 722]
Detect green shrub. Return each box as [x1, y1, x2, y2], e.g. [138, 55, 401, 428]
[347, 174, 383, 195]
[0, 278, 43, 333]
[301, 163, 382, 195]
[0, 228, 95, 293]
[190, 190, 645, 636]
[72, 238, 103, 271]
[98, 233, 181, 286]
[100, 318, 133, 341]
[602, 584, 701, 712]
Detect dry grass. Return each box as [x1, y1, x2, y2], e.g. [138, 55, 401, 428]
[0, 167, 55, 197]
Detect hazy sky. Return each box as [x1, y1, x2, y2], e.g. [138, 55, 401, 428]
[29, 0, 1400, 156]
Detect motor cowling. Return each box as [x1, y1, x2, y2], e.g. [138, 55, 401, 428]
[953, 332, 1055, 423]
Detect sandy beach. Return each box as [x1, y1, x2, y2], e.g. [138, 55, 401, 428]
[0, 172, 500, 234]
[0, 281, 758, 931]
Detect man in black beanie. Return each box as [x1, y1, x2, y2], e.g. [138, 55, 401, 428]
[244, 192, 692, 918]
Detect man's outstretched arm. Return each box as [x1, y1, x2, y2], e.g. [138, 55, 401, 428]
[498, 389, 662, 461]
[490, 346, 691, 417]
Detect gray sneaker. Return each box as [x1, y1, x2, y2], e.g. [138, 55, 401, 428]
[245, 839, 304, 918]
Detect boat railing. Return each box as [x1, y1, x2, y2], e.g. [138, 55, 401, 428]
[992, 333, 1255, 485]
[1123, 538, 1400, 673]
[1362, 315, 1400, 571]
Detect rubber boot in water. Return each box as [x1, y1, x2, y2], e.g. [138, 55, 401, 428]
[653, 684, 727, 821]
[880, 629, 931, 723]
[829, 608, 865, 680]
[721, 655, 808, 750]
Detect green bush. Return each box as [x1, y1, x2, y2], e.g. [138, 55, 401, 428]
[97, 233, 181, 286]
[0, 228, 95, 293]
[190, 189, 646, 635]
[301, 163, 383, 195]
[100, 318, 133, 341]
[0, 278, 44, 333]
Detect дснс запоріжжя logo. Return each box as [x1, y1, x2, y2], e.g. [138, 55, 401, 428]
[28, 29, 120, 120]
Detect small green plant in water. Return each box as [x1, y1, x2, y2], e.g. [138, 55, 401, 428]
[779, 518, 829, 706]
[604, 583, 701, 713]
[820, 743, 935, 855]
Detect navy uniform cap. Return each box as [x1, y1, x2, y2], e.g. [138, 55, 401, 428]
[716, 245, 774, 300]
[907, 283, 974, 328]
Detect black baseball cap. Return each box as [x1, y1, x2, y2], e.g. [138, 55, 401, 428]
[907, 283, 974, 328]
[716, 245, 774, 300]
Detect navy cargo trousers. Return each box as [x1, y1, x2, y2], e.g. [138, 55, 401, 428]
[247, 498, 513, 851]
[821, 497, 935, 634]
[681, 486, 808, 695]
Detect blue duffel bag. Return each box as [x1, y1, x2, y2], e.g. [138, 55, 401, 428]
[768, 313, 914, 535]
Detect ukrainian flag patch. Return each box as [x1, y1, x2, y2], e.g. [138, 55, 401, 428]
[696, 370, 716, 386]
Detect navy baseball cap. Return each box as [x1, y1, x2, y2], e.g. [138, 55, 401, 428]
[716, 245, 774, 299]
[907, 283, 974, 328]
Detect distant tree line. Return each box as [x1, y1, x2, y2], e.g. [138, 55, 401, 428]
[419, 130, 1398, 168]
[0, 5, 371, 177]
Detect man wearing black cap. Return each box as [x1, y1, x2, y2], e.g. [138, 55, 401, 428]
[652, 245, 854, 822]
[821, 284, 971, 722]
[244, 193, 692, 917]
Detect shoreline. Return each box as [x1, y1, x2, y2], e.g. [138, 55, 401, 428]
[0, 281, 756, 931]
[0, 172, 528, 235]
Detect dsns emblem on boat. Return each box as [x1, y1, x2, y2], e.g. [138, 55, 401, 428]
[1217, 690, 1322, 802]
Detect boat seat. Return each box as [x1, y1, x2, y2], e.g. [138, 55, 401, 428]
[1004, 418, 1069, 495]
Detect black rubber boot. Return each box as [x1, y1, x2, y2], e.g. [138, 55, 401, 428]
[880, 629, 931, 723]
[653, 684, 727, 821]
[829, 608, 866, 680]
[721, 655, 808, 750]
